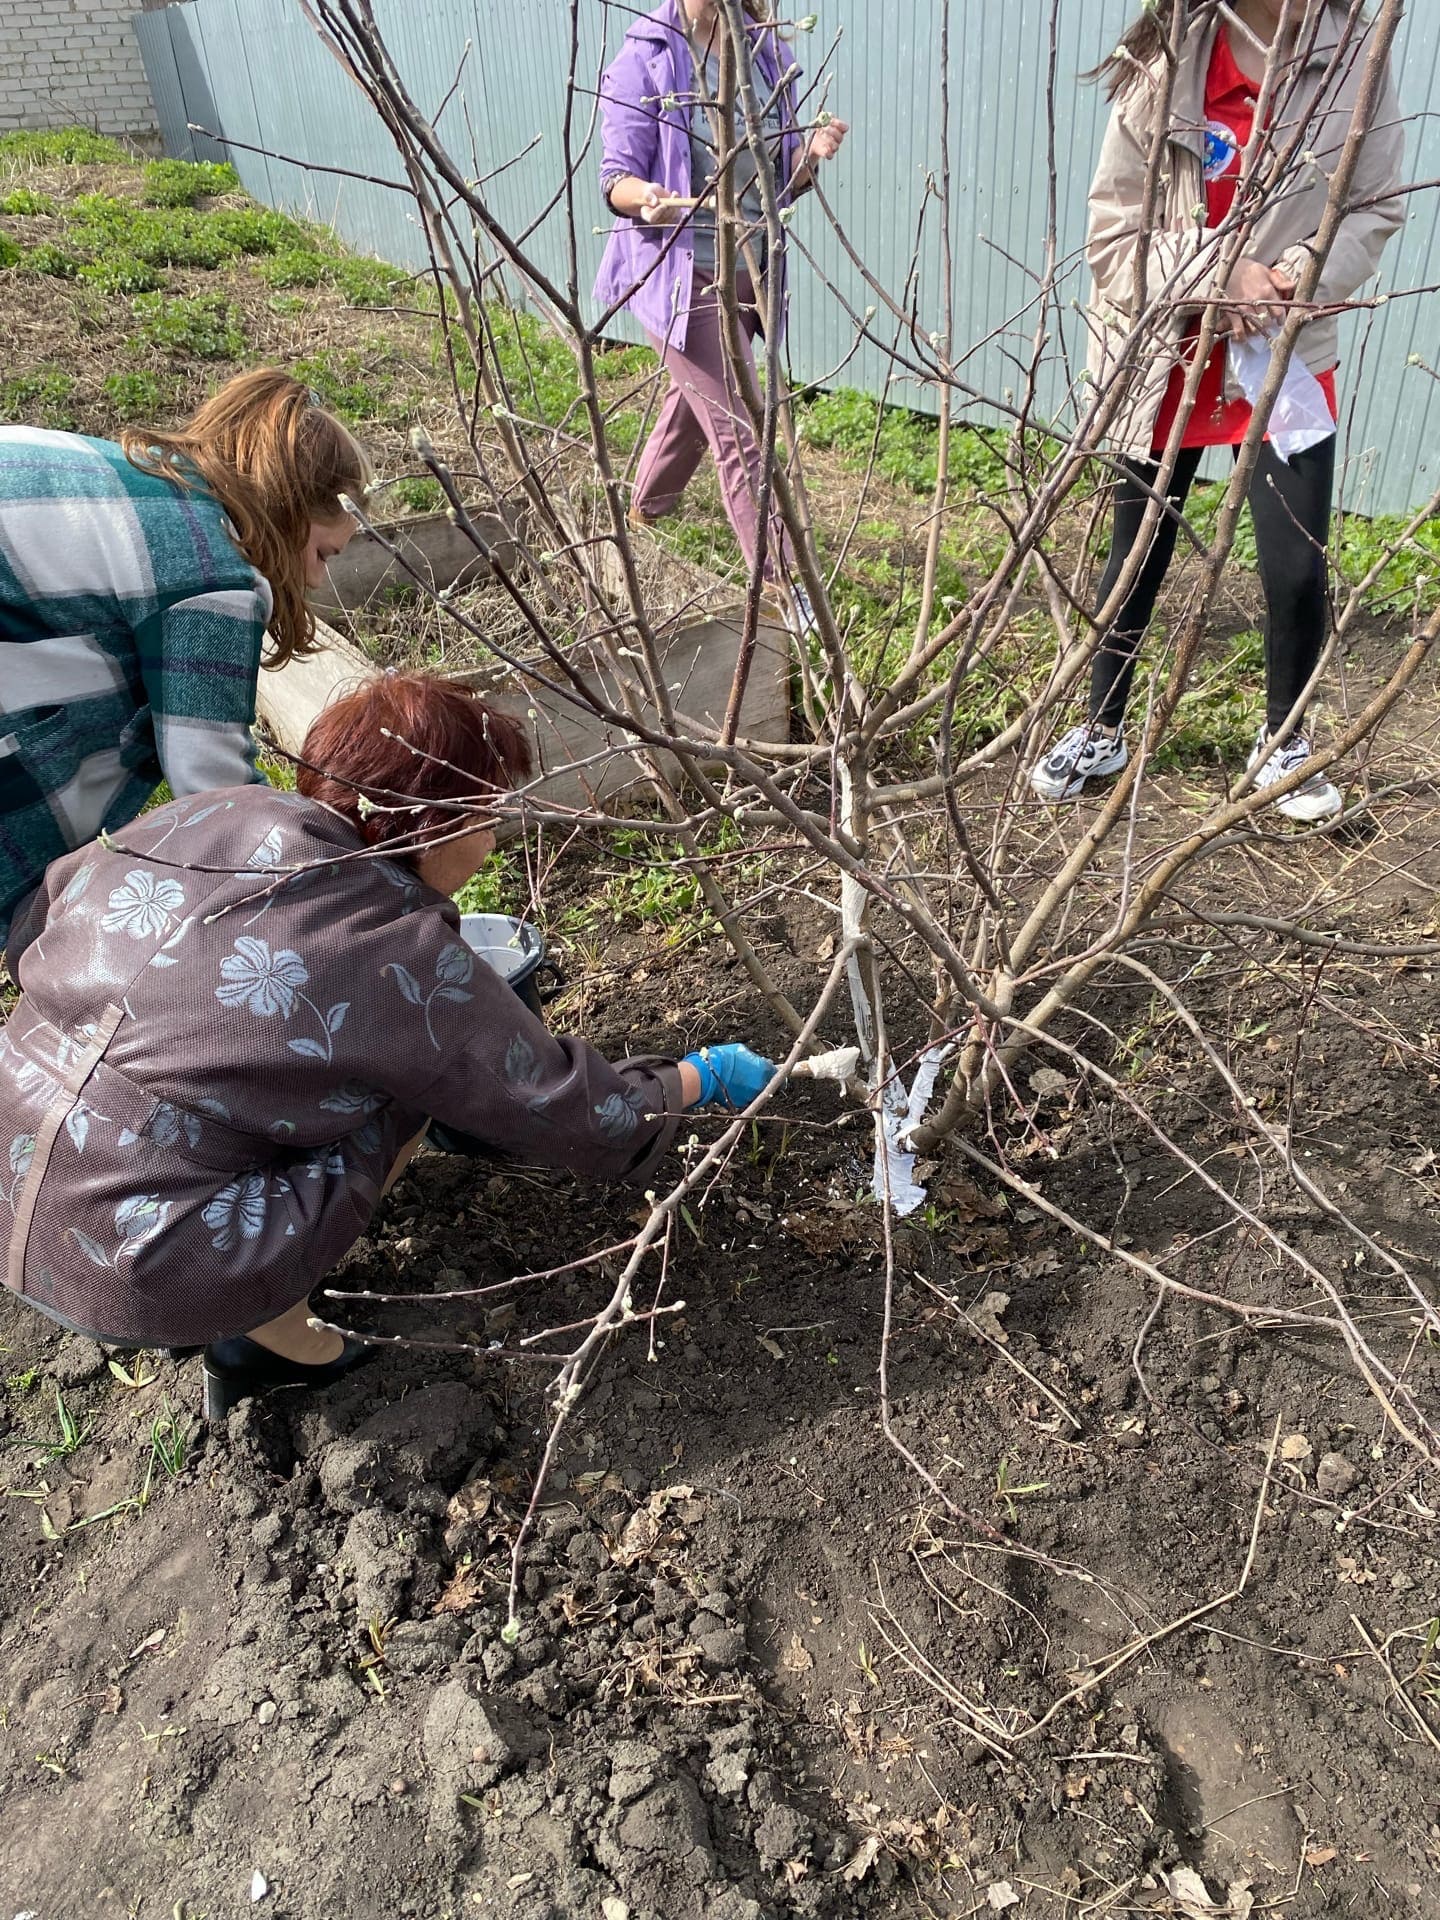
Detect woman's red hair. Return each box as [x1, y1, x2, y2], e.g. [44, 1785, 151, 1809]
[297, 671, 532, 855]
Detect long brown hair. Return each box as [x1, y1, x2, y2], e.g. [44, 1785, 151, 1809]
[1091, 0, 1222, 100]
[123, 369, 370, 668]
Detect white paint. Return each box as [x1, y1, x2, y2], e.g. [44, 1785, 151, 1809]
[872, 1043, 953, 1218]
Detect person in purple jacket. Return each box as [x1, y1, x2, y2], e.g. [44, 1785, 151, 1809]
[594, 0, 848, 630]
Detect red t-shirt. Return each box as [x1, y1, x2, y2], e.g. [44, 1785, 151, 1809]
[1151, 27, 1336, 451]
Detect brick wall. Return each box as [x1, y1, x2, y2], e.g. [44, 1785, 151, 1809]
[0, 0, 159, 139]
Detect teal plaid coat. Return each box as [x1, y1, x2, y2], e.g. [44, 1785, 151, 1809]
[0, 427, 270, 940]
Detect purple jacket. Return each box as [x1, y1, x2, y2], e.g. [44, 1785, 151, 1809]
[593, 0, 803, 354]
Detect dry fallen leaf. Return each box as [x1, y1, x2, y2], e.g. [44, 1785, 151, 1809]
[781, 1632, 815, 1673]
[445, 1479, 493, 1529]
[757, 1333, 785, 1360]
[986, 1882, 1021, 1913]
[971, 1290, 1012, 1345]
[1279, 1433, 1312, 1463]
[840, 1835, 881, 1885]
[1227, 1882, 1256, 1920]
[433, 1564, 484, 1617]
[1029, 1066, 1070, 1101]
[1303, 1846, 1337, 1867]
[1163, 1866, 1223, 1916]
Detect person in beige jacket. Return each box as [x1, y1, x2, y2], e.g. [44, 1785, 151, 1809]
[1033, 0, 1405, 820]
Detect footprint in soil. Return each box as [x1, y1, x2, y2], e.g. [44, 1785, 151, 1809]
[1148, 1692, 1302, 1885]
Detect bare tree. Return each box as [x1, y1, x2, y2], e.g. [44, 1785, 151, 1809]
[261, 0, 1438, 1624]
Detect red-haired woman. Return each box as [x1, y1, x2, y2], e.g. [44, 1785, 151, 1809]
[0, 369, 368, 944]
[0, 672, 775, 1416]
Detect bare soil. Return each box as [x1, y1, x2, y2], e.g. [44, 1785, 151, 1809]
[3, 156, 1439, 1920]
[4, 775, 1440, 1918]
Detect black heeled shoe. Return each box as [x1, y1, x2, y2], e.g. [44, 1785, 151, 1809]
[200, 1332, 372, 1421]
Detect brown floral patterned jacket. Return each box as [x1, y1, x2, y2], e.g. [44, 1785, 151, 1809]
[0, 786, 683, 1345]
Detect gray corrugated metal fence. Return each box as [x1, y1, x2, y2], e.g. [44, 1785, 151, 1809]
[134, 0, 1438, 516]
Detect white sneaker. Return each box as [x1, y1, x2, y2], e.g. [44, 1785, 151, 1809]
[1031, 722, 1128, 801]
[1246, 727, 1342, 823]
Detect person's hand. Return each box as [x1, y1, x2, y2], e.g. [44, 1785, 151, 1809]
[1269, 261, 1298, 301]
[807, 115, 849, 164]
[1219, 256, 1287, 338]
[682, 1043, 778, 1109]
[638, 182, 686, 226]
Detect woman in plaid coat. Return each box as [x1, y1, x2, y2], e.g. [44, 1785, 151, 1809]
[0, 369, 367, 943]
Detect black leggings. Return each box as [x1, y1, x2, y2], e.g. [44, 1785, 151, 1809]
[1089, 436, 1335, 736]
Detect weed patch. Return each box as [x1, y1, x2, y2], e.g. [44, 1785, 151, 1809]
[0, 128, 127, 171]
[101, 370, 172, 422]
[0, 369, 77, 430]
[453, 853, 520, 918]
[132, 292, 247, 360]
[390, 475, 446, 514]
[258, 246, 333, 288]
[798, 386, 1007, 498]
[141, 158, 240, 207]
[0, 188, 55, 216]
[1148, 627, 1266, 770]
[293, 348, 392, 422]
[333, 254, 408, 308]
[22, 241, 80, 279]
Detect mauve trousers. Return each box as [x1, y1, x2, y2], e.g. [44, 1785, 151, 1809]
[632, 276, 791, 579]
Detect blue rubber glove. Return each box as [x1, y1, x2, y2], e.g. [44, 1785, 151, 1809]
[682, 1043, 778, 1110]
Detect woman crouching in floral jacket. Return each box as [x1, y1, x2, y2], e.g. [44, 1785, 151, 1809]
[0, 671, 776, 1416]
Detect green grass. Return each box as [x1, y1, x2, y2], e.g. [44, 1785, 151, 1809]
[468, 306, 583, 429]
[798, 386, 1008, 498]
[22, 241, 80, 278]
[54, 195, 309, 284]
[1338, 509, 1440, 611]
[141, 158, 240, 207]
[332, 254, 407, 308]
[131, 292, 247, 360]
[1147, 627, 1266, 770]
[78, 252, 163, 295]
[292, 348, 392, 422]
[594, 341, 656, 380]
[258, 246, 333, 288]
[390, 475, 445, 514]
[0, 233, 20, 270]
[0, 369, 76, 430]
[453, 852, 518, 917]
[0, 128, 127, 171]
[102, 369, 171, 421]
[0, 188, 55, 216]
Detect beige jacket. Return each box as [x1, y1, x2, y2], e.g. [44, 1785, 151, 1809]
[1086, 1, 1406, 454]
